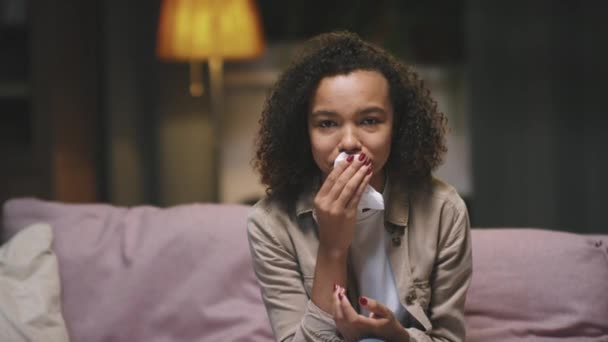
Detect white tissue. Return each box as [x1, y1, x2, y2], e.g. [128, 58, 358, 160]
[334, 152, 385, 211]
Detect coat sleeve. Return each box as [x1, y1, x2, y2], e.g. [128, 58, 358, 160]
[406, 204, 473, 342]
[247, 210, 343, 342]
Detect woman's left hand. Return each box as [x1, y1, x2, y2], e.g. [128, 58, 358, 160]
[332, 286, 410, 342]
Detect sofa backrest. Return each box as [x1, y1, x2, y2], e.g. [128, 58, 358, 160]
[466, 228, 608, 342]
[3, 198, 608, 342]
[2, 198, 274, 342]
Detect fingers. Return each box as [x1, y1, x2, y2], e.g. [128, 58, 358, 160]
[345, 165, 373, 210]
[337, 287, 360, 321]
[335, 286, 376, 326]
[332, 156, 372, 208]
[359, 296, 410, 341]
[332, 284, 344, 320]
[316, 153, 373, 209]
[317, 156, 352, 197]
[358, 296, 394, 320]
[334, 289, 404, 341]
[333, 286, 356, 342]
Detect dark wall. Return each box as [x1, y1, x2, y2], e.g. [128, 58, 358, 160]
[103, 0, 161, 205]
[0, 0, 102, 204]
[467, 1, 608, 233]
[5, 0, 607, 234]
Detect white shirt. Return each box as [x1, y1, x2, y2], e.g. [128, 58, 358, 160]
[351, 209, 408, 341]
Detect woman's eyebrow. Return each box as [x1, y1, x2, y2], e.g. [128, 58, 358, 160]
[310, 106, 388, 119]
[310, 110, 338, 118]
[358, 106, 388, 116]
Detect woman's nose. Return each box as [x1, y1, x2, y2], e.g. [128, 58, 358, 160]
[339, 126, 361, 153]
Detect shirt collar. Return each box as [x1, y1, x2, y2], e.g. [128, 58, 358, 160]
[295, 175, 410, 227]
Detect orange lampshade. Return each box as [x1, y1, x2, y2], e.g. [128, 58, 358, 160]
[157, 0, 265, 61]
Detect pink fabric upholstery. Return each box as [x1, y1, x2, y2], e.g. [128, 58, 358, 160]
[3, 198, 608, 341]
[2, 198, 273, 342]
[465, 228, 608, 342]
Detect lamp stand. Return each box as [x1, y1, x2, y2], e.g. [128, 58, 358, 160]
[208, 57, 223, 202]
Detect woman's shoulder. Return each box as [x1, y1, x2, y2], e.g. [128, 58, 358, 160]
[250, 192, 300, 214]
[248, 195, 285, 224]
[410, 177, 467, 217]
[405, 178, 470, 247]
[247, 195, 297, 239]
[247, 194, 313, 258]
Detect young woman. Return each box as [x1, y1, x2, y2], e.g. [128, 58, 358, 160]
[248, 31, 472, 342]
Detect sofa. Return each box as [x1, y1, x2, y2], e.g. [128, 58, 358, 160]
[1, 197, 607, 342]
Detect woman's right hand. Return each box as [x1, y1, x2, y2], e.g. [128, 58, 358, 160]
[313, 153, 373, 255]
[333, 286, 410, 342]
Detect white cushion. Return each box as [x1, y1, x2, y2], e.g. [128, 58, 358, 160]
[0, 223, 69, 342]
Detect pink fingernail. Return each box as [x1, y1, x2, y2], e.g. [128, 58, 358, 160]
[338, 292, 343, 301]
[359, 296, 368, 305]
[358, 153, 366, 161]
[346, 155, 354, 162]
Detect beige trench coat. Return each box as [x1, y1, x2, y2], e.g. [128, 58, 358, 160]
[247, 177, 472, 342]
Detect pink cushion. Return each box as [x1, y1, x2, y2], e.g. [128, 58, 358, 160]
[2, 198, 273, 342]
[466, 228, 608, 342]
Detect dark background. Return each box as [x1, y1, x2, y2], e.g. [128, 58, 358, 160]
[1, 0, 607, 233]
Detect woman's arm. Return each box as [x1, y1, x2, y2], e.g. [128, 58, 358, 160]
[311, 156, 373, 315]
[248, 156, 373, 341]
[248, 213, 341, 342]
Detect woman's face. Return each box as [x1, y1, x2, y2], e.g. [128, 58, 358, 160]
[308, 70, 394, 191]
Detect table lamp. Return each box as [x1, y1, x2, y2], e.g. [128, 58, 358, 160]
[156, 0, 265, 201]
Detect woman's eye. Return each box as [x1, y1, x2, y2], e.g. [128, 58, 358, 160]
[318, 120, 337, 128]
[361, 118, 379, 125]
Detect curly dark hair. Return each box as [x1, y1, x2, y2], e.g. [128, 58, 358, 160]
[254, 31, 447, 208]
